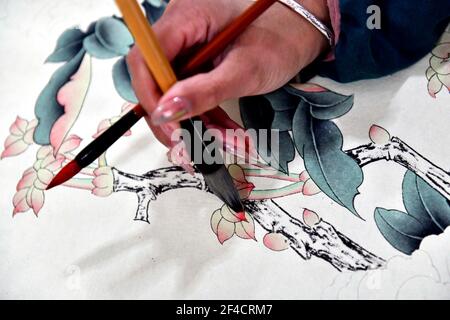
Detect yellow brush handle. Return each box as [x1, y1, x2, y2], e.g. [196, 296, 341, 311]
[115, 0, 177, 93]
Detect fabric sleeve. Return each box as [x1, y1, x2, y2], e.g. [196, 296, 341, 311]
[317, 0, 450, 83]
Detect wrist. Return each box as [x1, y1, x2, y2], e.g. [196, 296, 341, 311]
[280, 0, 331, 66]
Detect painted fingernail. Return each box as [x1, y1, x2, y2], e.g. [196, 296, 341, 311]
[151, 97, 192, 125]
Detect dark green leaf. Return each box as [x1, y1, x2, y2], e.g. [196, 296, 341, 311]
[403, 170, 450, 231]
[264, 88, 299, 112]
[113, 58, 138, 103]
[374, 208, 427, 255]
[271, 109, 296, 131]
[83, 34, 119, 59]
[293, 105, 363, 215]
[95, 17, 134, 55]
[143, 0, 168, 23]
[34, 50, 86, 145]
[46, 28, 85, 63]
[240, 95, 294, 173]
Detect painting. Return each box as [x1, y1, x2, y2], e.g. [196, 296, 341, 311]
[0, 0, 449, 299]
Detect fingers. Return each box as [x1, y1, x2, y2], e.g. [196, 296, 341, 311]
[151, 46, 263, 125]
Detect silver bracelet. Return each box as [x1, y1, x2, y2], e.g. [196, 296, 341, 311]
[277, 0, 334, 47]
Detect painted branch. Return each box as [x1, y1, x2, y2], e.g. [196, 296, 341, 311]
[112, 167, 384, 271]
[347, 137, 450, 200]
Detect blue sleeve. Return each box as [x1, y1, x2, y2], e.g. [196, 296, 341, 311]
[317, 0, 450, 83]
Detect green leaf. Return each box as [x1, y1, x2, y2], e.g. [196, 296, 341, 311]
[240, 95, 294, 173]
[143, 0, 168, 24]
[403, 170, 450, 231]
[374, 208, 427, 255]
[83, 34, 119, 59]
[293, 105, 363, 215]
[264, 88, 299, 112]
[271, 109, 296, 131]
[46, 28, 85, 63]
[34, 50, 87, 145]
[95, 17, 134, 55]
[285, 85, 354, 120]
[113, 58, 138, 103]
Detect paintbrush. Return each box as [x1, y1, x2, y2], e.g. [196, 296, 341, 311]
[47, 0, 278, 214]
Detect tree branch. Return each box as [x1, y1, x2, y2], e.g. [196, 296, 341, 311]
[347, 137, 450, 200]
[112, 167, 384, 271]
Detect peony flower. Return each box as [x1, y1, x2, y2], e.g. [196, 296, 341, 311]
[93, 103, 134, 138]
[227, 164, 255, 200]
[2, 117, 38, 159]
[210, 205, 256, 245]
[12, 136, 81, 216]
[427, 41, 450, 98]
[92, 166, 114, 197]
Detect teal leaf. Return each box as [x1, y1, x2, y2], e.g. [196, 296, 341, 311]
[285, 85, 354, 120]
[95, 17, 134, 55]
[83, 34, 118, 59]
[271, 109, 296, 131]
[46, 28, 85, 63]
[34, 50, 86, 145]
[285, 85, 352, 107]
[403, 170, 450, 231]
[113, 58, 138, 103]
[277, 131, 295, 174]
[240, 95, 294, 173]
[264, 88, 299, 112]
[143, 0, 168, 24]
[374, 208, 427, 255]
[293, 105, 363, 215]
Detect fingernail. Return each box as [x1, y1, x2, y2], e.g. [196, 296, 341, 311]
[151, 97, 192, 125]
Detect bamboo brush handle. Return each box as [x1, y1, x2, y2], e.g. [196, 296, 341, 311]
[115, 0, 177, 93]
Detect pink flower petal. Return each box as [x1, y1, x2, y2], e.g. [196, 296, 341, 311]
[220, 205, 241, 223]
[92, 187, 112, 197]
[216, 218, 235, 244]
[299, 170, 310, 182]
[289, 83, 328, 93]
[369, 125, 391, 145]
[58, 134, 82, 154]
[23, 129, 35, 145]
[428, 74, 444, 98]
[13, 197, 30, 216]
[52, 54, 91, 155]
[30, 188, 45, 216]
[303, 179, 321, 196]
[235, 213, 256, 240]
[1, 138, 29, 159]
[13, 189, 28, 207]
[430, 56, 450, 75]
[210, 209, 222, 235]
[303, 209, 320, 227]
[263, 233, 290, 251]
[426, 67, 436, 81]
[37, 146, 53, 160]
[93, 173, 113, 188]
[17, 170, 37, 190]
[37, 169, 54, 186]
[432, 43, 450, 59]
[437, 73, 450, 90]
[228, 164, 246, 183]
[45, 155, 65, 172]
[9, 116, 28, 135]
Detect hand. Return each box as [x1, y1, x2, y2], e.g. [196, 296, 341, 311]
[127, 0, 330, 147]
